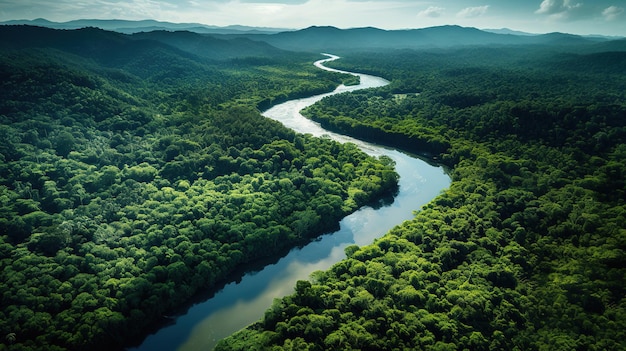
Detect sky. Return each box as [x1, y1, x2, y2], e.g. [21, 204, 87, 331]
[0, 0, 624, 36]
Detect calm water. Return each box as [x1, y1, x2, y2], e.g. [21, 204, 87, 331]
[129, 54, 451, 351]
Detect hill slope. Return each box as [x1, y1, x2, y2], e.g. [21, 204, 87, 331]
[0, 25, 289, 62]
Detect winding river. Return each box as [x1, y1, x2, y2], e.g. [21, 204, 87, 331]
[129, 54, 451, 351]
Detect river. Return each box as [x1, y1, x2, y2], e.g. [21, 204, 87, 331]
[129, 54, 451, 351]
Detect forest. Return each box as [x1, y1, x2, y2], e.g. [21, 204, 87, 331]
[2, 23, 625, 351]
[217, 45, 626, 349]
[0, 26, 398, 350]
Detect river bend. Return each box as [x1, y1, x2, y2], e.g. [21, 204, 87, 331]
[130, 54, 451, 351]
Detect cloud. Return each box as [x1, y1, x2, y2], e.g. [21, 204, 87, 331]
[239, 0, 309, 3]
[93, 0, 177, 18]
[536, 0, 563, 14]
[417, 6, 444, 18]
[602, 5, 624, 21]
[193, 0, 420, 29]
[457, 5, 489, 18]
[535, 0, 583, 20]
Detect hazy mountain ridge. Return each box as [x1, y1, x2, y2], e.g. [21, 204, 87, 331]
[483, 28, 538, 36]
[3, 19, 624, 53]
[0, 18, 288, 34]
[220, 25, 526, 52]
[244, 24, 624, 53]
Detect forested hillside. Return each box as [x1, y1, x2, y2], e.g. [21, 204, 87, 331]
[0, 26, 398, 350]
[217, 45, 626, 349]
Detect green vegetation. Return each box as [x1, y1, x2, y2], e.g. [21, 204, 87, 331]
[217, 46, 626, 349]
[0, 26, 398, 351]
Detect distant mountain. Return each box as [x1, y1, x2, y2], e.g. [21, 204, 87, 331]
[0, 18, 289, 34]
[232, 25, 622, 53]
[483, 28, 537, 36]
[484, 28, 625, 40]
[231, 25, 522, 52]
[3, 21, 624, 56]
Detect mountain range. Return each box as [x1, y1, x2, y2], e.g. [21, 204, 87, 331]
[2, 19, 625, 57]
[0, 18, 289, 34]
[232, 25, 626, 53]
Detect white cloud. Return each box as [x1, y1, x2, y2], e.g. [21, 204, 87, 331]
[94, 0, 179, 19]
[193, 0, 422, 28]
[253, 3, 286, 15]
[457, 5, 489, 18]
[536, 0, 562, 14]
[239, 0, 309, 3]
[602, 6, 623, 21]
[535, 0, 583, 20]
[417, 6, 444, 18]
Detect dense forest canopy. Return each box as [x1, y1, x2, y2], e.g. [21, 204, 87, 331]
[217, 41, 626, 349]
[2, 23, 625, 351]
[0, 26, 398, 350]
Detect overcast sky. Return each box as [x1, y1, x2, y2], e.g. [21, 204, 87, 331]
[1, 0, 624, 36]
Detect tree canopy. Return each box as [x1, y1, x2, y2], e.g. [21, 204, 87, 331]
[217, 44, 626, 350]
[0, 26, 397, 351]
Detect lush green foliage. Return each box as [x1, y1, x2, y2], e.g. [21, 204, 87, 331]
[0, 27, 398, 350]
[217, 46, 626, 350]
